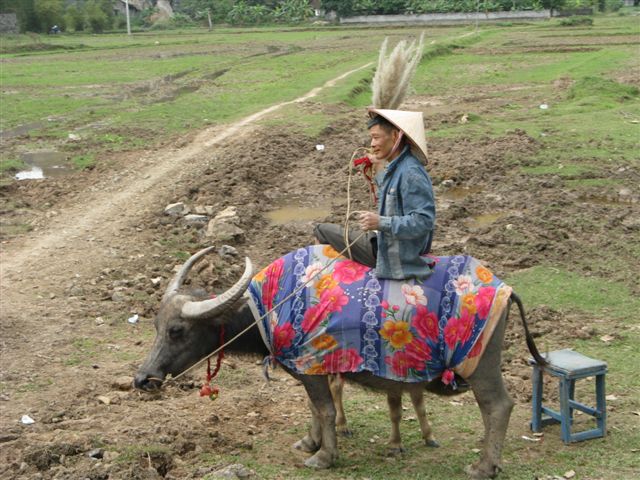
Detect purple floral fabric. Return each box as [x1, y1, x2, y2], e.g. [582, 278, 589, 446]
[247, 245, 511, 383]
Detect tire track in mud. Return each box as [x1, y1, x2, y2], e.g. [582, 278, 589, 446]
[0, 62, 374, 288]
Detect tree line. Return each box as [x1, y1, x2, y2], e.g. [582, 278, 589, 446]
[0, 0, 626, 33]
[0, 0, 117, 33]
[321, 0, 624, 16]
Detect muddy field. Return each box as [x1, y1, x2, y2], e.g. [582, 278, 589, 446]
[1, 23, 639, 480]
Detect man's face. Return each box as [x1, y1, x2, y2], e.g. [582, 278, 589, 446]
[369, 124, 399, 161]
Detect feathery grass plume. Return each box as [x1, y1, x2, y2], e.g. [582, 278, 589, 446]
[372, 33, 425, 109]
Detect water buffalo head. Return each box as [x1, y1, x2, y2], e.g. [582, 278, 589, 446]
[134, 247, 253, 391]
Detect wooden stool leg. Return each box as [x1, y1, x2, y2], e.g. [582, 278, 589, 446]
[568, 379, 575, 422]
[596, 373, 606, 437]
[559, 377, 572, 443]
[531, 365, 543, 432]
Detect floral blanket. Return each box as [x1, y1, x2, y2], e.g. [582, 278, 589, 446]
[246, 245, 511, 384]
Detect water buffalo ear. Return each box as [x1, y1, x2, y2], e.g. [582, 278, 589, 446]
[181, 258, 253, 320]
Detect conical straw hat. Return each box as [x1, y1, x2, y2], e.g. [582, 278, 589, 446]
[369, 108, 428, 163]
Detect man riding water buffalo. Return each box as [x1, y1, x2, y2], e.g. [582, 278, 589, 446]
[313, 37, 446, 438]
[314, 108, 436, 281]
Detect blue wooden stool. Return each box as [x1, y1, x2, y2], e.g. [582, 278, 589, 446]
[529, 349, 607, 443]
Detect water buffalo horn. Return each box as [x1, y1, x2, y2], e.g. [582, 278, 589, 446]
[162, 246, 216, 302]
[181, 257, 253, 320]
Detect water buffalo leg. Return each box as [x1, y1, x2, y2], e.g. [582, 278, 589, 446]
[386, 390, 404, 454]
[409, 389, 439, 448]
[297, 375, 338, 468]
[293, 397, 322, 453]
[328, 374, 352, 437]
[466, 312, 514, 479]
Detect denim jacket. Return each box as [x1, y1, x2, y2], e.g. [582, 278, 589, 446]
[375, 145, 436, 280]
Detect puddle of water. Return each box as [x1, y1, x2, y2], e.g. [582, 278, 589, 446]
[267, 206, 331, 224]
[579, 195, 636, 205]
[16, 151, 72, 180]
[466, 212, 508, 229]
[440, 186, 483, 201]
[0, 121, 45, 140]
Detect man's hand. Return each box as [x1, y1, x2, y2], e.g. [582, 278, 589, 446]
[358, 211, 380, 231]
[368, 153, 385, 174]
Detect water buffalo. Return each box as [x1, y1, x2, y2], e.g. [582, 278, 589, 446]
[135, 246, 546, 479]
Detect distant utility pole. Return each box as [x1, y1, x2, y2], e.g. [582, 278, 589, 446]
[125, 0, 131, 36]
[207, 9, 212, 31]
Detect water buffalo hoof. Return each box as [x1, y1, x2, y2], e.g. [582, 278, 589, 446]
[425, 439, 440, 448]
[337, 425, 353, 437]
[386, 446, 405, 456]
[465, 461, 501, 479]
[293, 436, 320, 453]
[304, 450, 335, 469]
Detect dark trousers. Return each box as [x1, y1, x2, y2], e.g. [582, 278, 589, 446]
[313, 223, 377, 268]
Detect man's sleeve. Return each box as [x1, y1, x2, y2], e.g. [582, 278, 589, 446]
[377, 170, 435, 239]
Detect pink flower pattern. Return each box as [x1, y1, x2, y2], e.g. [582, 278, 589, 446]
[273, 323, 295, 354]
[322, 348, 364, 372]
[250, 247, 508, 384]
[444, 309, 475, 350]
[262, 257, 284, 312]
[412, 305, 439, 340]
[475, 286, 496, 319]
[333, 260, 368, 284]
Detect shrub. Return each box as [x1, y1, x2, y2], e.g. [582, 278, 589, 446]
[605, 0, 624, 11]
[34, 0, 65, 32]
[226, 2, 273, 25]
[113, 14, 127, 30]
[559, 16, 594, 25]
[149, 14, 195, 30]
[63, 5, 84, 32]
[84, 0, 109, 33]
[274, 0, 314, 23]
[169, 13, 196, 27]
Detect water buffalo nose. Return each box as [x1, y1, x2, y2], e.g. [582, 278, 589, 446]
[134, 373, 161, 391]
[133, 374, 148, 390]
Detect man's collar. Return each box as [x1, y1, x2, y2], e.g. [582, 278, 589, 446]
[383, 145, 410, 178]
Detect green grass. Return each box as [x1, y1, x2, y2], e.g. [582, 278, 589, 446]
[316, 68, 375, 108]
[16, 377, 53, 393]
[258, 103, 333, 137]
[71, 154, 95, 170]
[0, 223, 33, 235]
[0, 157, 26, 173]
[64, 337, 101, 366]
[558, 17, 594, 27]
[507, 266, 640, 320]
[568, 76, 639, 105]
[194, 381, 640, 479]
[520, 164, 596, 177]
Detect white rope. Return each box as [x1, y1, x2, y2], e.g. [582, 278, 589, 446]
[344, 146, 374, 260]
[166, 149, 376, 385]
